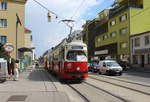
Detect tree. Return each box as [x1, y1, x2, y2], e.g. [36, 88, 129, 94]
[0, 43, 10, 60]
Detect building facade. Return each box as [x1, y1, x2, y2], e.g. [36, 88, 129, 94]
[0, 0, 27, 59]
[130, 31, 150, 68]
[24, 28, 33, 66]
[84, 0, 150, 62]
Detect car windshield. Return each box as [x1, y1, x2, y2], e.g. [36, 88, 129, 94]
[106, 62, 120, 67]
[66, 51, 87, 61]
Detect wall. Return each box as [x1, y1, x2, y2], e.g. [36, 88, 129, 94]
[130, 0, 150, 35]
[0, 0, 26, 59]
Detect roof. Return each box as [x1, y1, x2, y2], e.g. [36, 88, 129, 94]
[8, 0, 27, 3]
[66, 40, 86, 46]
[24, 28, 32, 33]
[130, 31, 150, 38]
[100, 60, 117, 62]
[18, 47, 34, 52]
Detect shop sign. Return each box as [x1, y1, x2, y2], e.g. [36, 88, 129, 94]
[95, 50, 108, 55]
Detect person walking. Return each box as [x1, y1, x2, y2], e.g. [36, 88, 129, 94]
[14, 60, 20, 81]
[7, 58, 14, 80]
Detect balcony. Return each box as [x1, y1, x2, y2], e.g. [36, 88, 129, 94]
[110, 3, 143, 18]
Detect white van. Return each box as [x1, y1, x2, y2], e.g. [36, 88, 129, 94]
[97, 60, 123, 75]
[0, 58, 7, 82]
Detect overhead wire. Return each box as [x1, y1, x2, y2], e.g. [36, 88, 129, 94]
[70, 0, 86, 20]
[32, 0, 65, 20]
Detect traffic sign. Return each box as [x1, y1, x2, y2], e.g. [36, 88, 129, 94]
[4, 43, 14, 53]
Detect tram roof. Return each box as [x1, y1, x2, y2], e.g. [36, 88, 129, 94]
[66, 40, 86, 46]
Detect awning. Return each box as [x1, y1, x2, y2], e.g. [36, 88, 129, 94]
[18, 47, 35, 52]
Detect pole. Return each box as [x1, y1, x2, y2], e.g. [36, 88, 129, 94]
[69, 26, 73, 35]
[16, 20, 18, 59]
[16, 13, 22, 59]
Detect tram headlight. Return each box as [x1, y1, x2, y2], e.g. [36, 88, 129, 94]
[77, 67, 80, 71]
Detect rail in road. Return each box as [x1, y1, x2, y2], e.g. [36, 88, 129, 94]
[68, 84, 91, 102]
[89, 75, 150, 96]
[92, 75, 150, 88]
[67, 82, 129, 102]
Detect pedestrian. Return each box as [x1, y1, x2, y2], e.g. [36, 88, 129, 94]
[7, 58, 14, 80]
[14, 60, 20, 81]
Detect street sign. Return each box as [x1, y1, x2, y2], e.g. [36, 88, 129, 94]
[4, 43, 14, 53]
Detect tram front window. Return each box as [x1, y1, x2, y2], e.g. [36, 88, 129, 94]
[66, 51, 87, 61]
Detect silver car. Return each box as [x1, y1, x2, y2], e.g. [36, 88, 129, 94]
[98, 60, 123, 75]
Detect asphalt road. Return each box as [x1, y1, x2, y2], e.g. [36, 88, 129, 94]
[1, 67, 150, 102]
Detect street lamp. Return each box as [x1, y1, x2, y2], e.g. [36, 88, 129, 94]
[16, 13, 22, 59]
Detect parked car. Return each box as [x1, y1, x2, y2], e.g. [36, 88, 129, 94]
[97, 60, 123, 75]
[88, 62, 99, 73]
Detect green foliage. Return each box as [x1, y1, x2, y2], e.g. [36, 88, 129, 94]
[0, 43, 10, 60]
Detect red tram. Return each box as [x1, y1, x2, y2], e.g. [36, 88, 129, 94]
[44, 39, 88, 81]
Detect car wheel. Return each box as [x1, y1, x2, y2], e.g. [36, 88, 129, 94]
[119, 72, 122, 76]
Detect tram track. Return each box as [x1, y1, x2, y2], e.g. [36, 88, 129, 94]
[68, 84, 91, 102]
[67, 82, 129, 102]
[92, 75, 150, 88]
[83, 82, 129, 102]
[46, 71, 92, 102]
[40, 68, 58, 92]
[89, 76, 150, 96]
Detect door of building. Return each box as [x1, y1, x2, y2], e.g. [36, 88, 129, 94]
[141, 55, 145, 67]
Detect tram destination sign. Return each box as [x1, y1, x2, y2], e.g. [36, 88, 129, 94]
[72, 46, 83, 49]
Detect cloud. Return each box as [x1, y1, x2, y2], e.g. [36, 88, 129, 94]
[25, 0, 104, 56]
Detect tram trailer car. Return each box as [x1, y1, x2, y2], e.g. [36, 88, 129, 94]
[47, 39, 88, 81]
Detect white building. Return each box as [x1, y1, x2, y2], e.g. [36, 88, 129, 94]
[130, 31, 150, 68]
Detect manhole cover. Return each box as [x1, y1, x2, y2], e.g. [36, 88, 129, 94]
[7, 95, 27, 101]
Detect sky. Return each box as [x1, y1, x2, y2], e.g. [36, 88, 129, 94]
[25, 0, 115, 57]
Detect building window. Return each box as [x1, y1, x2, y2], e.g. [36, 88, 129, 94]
[0, 19, 7, 27]
[103, 35, 108, 40]
[120, 14, 127, 22]
[0, 2, 7, 10]
[145, 35, 150, 45]
[110, 32, 116, 38]
[134, 38, 140, 47]
[120, 42, 127, 49]
[110, 20, 116, 26]
[0, 36, 7, 44]
[148, 54, 150, 64]
[97, 38, 101, 42]
[120, 28, 127, 35]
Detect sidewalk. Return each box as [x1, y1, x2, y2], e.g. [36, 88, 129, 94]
[0, 67, 71, 102]
[125, 66, 150, 73]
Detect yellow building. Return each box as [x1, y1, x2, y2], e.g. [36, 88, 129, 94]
[0, 0, 27, 59]
[93, 0, 150, 61]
